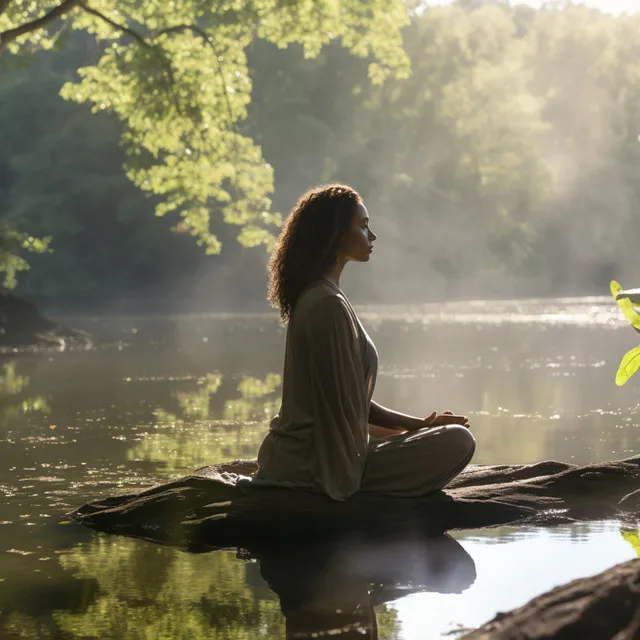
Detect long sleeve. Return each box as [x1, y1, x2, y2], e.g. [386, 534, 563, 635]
[304, 296, 369, 500]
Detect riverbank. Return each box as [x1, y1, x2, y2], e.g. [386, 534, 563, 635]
[0, 291, 92, 351]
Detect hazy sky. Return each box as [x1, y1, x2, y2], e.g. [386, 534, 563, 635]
[428, 0, 640, 14]
[521, 0, 640, 12]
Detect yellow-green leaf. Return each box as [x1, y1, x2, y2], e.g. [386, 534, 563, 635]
[616, 345, 640, 386]
[621, 529, 640, 557]
[611, 280, 640, 331]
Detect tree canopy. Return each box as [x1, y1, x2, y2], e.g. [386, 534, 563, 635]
[4, 1, 640, 306]
[0, 0, 410, 259]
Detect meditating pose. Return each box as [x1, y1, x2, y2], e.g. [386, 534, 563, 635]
[254, 184, 475, 501]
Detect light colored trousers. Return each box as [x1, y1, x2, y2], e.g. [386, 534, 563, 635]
[361, 424, 476, 497]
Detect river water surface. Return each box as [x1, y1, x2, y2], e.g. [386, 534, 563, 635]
[1, 296, 639, 639]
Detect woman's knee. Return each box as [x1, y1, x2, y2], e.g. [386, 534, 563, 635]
[446, 424, 476, 461]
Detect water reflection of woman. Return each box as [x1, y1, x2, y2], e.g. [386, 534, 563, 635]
[256, 534, 476, 640]
[253, 185, 475, 501]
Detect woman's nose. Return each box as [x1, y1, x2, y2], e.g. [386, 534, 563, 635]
[369, 229, 377, 241]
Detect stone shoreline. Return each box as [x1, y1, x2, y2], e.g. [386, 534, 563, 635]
[0, 292, 91, 351]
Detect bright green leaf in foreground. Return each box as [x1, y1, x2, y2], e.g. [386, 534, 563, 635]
[621, 529, 640, 557]
[610, 281, 640, 331]
[615, 346, 640, 386]
[610, 281, 640, 385]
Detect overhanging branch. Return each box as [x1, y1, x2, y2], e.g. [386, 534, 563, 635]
[0, 0, 82, 51]
[79, 5, 184, 114]
[151, 23, 239, 199]
[0, 1, 242, 205]
[80, 4, 151, 49]
[152, 24, 235, 126]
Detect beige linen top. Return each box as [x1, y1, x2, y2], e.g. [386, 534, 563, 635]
[254, 279, 378, 500]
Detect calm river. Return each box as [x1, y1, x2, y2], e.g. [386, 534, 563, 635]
[1, 296, 639, 639]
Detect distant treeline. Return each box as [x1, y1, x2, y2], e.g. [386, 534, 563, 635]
[2, 1, 640, 311]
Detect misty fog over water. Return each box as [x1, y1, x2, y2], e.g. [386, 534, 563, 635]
[1, 297, 639, 638]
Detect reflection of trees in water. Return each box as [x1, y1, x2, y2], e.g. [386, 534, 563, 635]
[377, 318, 634, 467]
[153, 372, 281, 423]
[46, 532, 476, 640]
[224, 373, 281, 422]
[52, 537, 285, 640]
[0, 520, 479, 640]
[0, 361, 50, 421]
[128, 373, 281, 473]
[2, 611, 57, 639]
[176, 373, 223, 419]
[0, 361, 30, 396]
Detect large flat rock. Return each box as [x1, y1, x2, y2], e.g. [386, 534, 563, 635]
[462, 558, 640, 639]
[69, 455, 640, 550]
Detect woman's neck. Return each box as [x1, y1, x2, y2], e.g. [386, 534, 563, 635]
[323, 260, 346, 289]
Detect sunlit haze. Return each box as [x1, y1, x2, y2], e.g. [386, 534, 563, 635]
[3, 1, 640, 638]
[427, 0, 640, 14]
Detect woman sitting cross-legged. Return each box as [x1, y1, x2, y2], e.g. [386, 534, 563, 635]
[253, 184, 476, 501]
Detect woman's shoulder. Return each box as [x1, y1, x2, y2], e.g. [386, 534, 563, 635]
[294, 281, 349, 321]
[295, 280, 337, 313]
[293, 282, 359, 337]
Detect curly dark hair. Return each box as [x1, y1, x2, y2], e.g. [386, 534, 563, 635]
[267, 184, 363, 322]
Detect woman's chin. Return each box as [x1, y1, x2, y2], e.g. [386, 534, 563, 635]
[351, 250, 372, 262]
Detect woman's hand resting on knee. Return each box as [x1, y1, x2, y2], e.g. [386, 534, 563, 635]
[367, 402, 470, 437]
[418, 410, 470, 430]
[369, 411, 470, 438]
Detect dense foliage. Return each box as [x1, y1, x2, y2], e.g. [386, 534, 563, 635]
[0, 0, 409, 255]
[3, 1, 640, 308]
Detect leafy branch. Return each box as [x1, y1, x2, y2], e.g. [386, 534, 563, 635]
[0, 0, 410, 256]
[0, 0, 82, 50]
[610, 280, 640, 386]
[0, 224, 50, 289]
[79, 4, 149, 48]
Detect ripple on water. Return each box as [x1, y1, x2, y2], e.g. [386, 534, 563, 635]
[358, 296, 625, 328]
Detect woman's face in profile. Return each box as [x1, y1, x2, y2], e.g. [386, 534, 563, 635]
[339, 203, 377, 263]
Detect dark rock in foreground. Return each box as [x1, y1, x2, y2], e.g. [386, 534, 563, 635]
[0, 291, 91, 350]
[462, 558, 640, 639]
[69, 455, 640, 550]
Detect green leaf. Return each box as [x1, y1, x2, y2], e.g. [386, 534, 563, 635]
[0, 223, 50, 289]
[615, 345, 640, 386]
[611, 280, 622, 297]
[611, 280, 640, 331]
[621, 529, 640, 557]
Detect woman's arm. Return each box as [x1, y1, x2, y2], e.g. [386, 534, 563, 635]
[369, 400, 471, 432]
[368, 400, 423, 431]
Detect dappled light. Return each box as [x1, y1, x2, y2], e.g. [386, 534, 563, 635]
[131, 372, 282, 473]
[0, 361, 51, 421]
